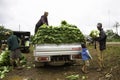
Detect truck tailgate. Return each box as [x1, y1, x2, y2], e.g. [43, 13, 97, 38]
[34, 51, 80, 56]
[34, 44, 82, 56]
[35, 44, 81, 51]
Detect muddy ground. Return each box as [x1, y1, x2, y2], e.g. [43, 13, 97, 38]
[3, 44, 120, 80]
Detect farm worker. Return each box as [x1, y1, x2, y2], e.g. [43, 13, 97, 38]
[5, 32, 22, 69]
[35, 11, 49, 33]
[96, 23, 107, 71]
[81, 43, 92, 74]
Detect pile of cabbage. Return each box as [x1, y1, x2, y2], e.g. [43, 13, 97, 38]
[0, 50, 10, 79]
[0, 50, 26, 79]
[32, 21, 85, 44]
[89, 30, 99, 39]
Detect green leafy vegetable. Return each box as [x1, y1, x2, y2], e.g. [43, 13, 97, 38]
[66, 74, 79, 80]
[0, 51, 10, 66]
[32, 21, 85, 44]
[89, 30, 99, 39]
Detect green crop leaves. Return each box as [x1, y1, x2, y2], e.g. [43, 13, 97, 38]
[89, 30, 100, 39]
[32, 21, 85, 44]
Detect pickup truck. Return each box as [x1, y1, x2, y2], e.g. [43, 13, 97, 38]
[34, 44, 82, 67]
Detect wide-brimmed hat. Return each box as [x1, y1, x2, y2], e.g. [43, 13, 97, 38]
[5, 31, 10, 35]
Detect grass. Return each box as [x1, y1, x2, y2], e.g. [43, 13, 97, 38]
[88, 44, 120, 65]
[88, 44, 120, 80]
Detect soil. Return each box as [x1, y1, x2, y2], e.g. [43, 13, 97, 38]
[3, 44, 120, 80]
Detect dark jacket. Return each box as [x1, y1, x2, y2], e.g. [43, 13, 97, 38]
[35, 15, 48, 33]
[7, 35, 20, 51]
[98, 29, 107, 51]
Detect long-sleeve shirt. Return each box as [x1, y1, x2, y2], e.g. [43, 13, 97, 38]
[7, 35, 20, 51]
[98, 29, 107, 51]
[35, 15, 48, 33]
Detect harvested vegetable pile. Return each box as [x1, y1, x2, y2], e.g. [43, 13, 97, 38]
[89, 30, 99, 39]
[0, 50, 27, 79]
[0, 51, 10, 66]
[0, 50, 10, 79]
[32, 21, 85, 44]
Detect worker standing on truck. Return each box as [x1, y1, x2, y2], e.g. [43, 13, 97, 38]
[96, 23, 107, 71]
[5, 32, 22, 69]
[35, 12, 49, 33]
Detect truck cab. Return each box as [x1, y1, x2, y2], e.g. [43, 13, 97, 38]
[13, 31, 30, 53]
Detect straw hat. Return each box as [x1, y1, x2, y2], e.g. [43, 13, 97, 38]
[5, 31, 10, 35]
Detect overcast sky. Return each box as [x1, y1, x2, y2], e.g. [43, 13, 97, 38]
[0, 0, 120, 35]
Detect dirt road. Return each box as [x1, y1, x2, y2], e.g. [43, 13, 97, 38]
[4, 61, 102, 80]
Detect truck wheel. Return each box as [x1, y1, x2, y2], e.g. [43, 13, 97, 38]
[34, 61, 45, 68]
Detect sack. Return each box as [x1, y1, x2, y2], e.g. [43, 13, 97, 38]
[86, 50, 92, 59]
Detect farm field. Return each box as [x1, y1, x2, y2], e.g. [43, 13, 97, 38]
[1, 43, 120, 80]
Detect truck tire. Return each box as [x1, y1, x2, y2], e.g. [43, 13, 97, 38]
[34, 61, 45, 68]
